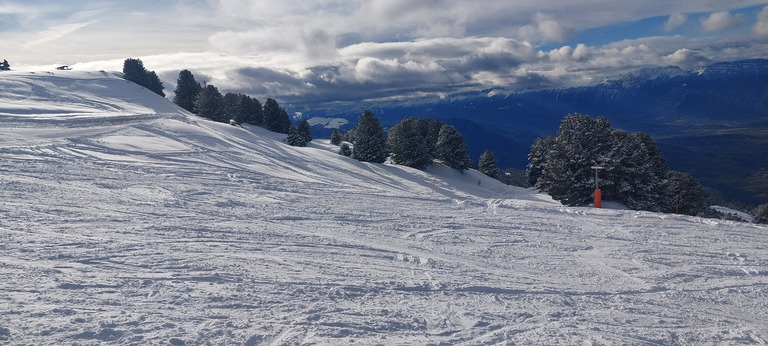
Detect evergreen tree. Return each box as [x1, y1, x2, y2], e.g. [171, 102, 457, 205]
[338, 143, 352, 157]
[330, 128, 342, 146]
[530, 113, 674, 211]
[122, 58, 145, 85]
[605, 131, 670, 212]
[479, 150, 499, 179]
[285, 124, 306, 147]
[173, 69, 202, 113]
[263, 98, 281, 131]
[263, 98, 291, 133]
[527, 136, 554, 190]
[436, 125, 471, 173]
[145, 71, 165, 97]
[419, 117, 445, 158]
[352, 110, 388, 163]
[753, 204, 768, 224]
[221, 93, 256, 124]
[223, 93, 241, 123]
[234, 94, 254, 124]
[667, 170, 707, 216]
[498, 168, 531, 187]
[342, 126, 358, 143]
[544, 114, 614, 206]
[194, 84, 225, 121]
[635, 132, 669, 177]
[277, 109, 292, 133]
[297, 119, 312, 143]
[122, 58, 164, 97]
[387, 117, 431, 169]
[243, 96, 263, 126]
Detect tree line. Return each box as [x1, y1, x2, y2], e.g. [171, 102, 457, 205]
[122, 59, 311, 146]
[120, 59, 768, 220]
[331, 111, 489, 175]
[121, 58, 499, 175]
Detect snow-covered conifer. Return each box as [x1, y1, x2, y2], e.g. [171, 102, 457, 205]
[388, 117, 431, 169]
[545, 114, 613, 206]
[667, 170, 707, 216]
[352, 110, 387, 163]
[338, 143, 352, 156]
[753, 204, 768, 224]
[285, 124, 306, 147]
[527, 136, 554, 190]
[419, 117, 445, 158]
[330, 128, 342, 146]
[479, 149, 499, 179]
[605, 131, 671, 211]
[297, 119, 312, 144]
[436, 125, 471, 173]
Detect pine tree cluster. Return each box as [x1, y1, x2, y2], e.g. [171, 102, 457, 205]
[385, 117, 471, 172]
[122, 58, 165, 97]
[171, 68, 299, 139]
[387, 117, 440, 169]
[286, 119, 312, 147]
[527, 113, 708, 214]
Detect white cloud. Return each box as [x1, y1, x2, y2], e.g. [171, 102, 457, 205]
[0, 3, 34, 15]
[700, 11, 743, 31]
[572, 43, 592, 61]
[755, 5, 768, 36]
[663, 48, 710, 65]
[519, 12, 572, 42]
[664, 12, 686, 32]
[22, 21, 96, 50]
[5, 1, 768, 106]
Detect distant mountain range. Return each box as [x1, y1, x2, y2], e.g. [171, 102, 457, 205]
[302, 59, 768, 205]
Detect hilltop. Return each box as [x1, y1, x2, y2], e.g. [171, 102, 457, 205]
[0, 70, 766, 344]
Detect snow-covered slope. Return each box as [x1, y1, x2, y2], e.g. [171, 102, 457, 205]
[1, 71, 766, 345]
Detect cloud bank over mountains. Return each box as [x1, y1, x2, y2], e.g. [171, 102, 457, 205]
[3, 0, 768, 107]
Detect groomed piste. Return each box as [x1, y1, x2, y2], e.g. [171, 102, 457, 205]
[1, 70, 766, 344]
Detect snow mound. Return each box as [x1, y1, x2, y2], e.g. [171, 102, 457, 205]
[0, 70, 187, 120]
[0, 70, 766, 345]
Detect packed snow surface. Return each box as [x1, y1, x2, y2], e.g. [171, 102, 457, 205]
[1, 70, 767, 344]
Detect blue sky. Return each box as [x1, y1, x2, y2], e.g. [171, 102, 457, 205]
[2, 1, 767, 106]
[552, 5, 764, 49]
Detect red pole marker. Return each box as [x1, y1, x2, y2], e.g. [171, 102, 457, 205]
[594, 189, 602, 208]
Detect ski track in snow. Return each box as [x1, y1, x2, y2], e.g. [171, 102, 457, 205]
[1, 71, 767, 345]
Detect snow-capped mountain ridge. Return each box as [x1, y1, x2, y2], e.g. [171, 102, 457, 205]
[0, 70, 766, 344]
